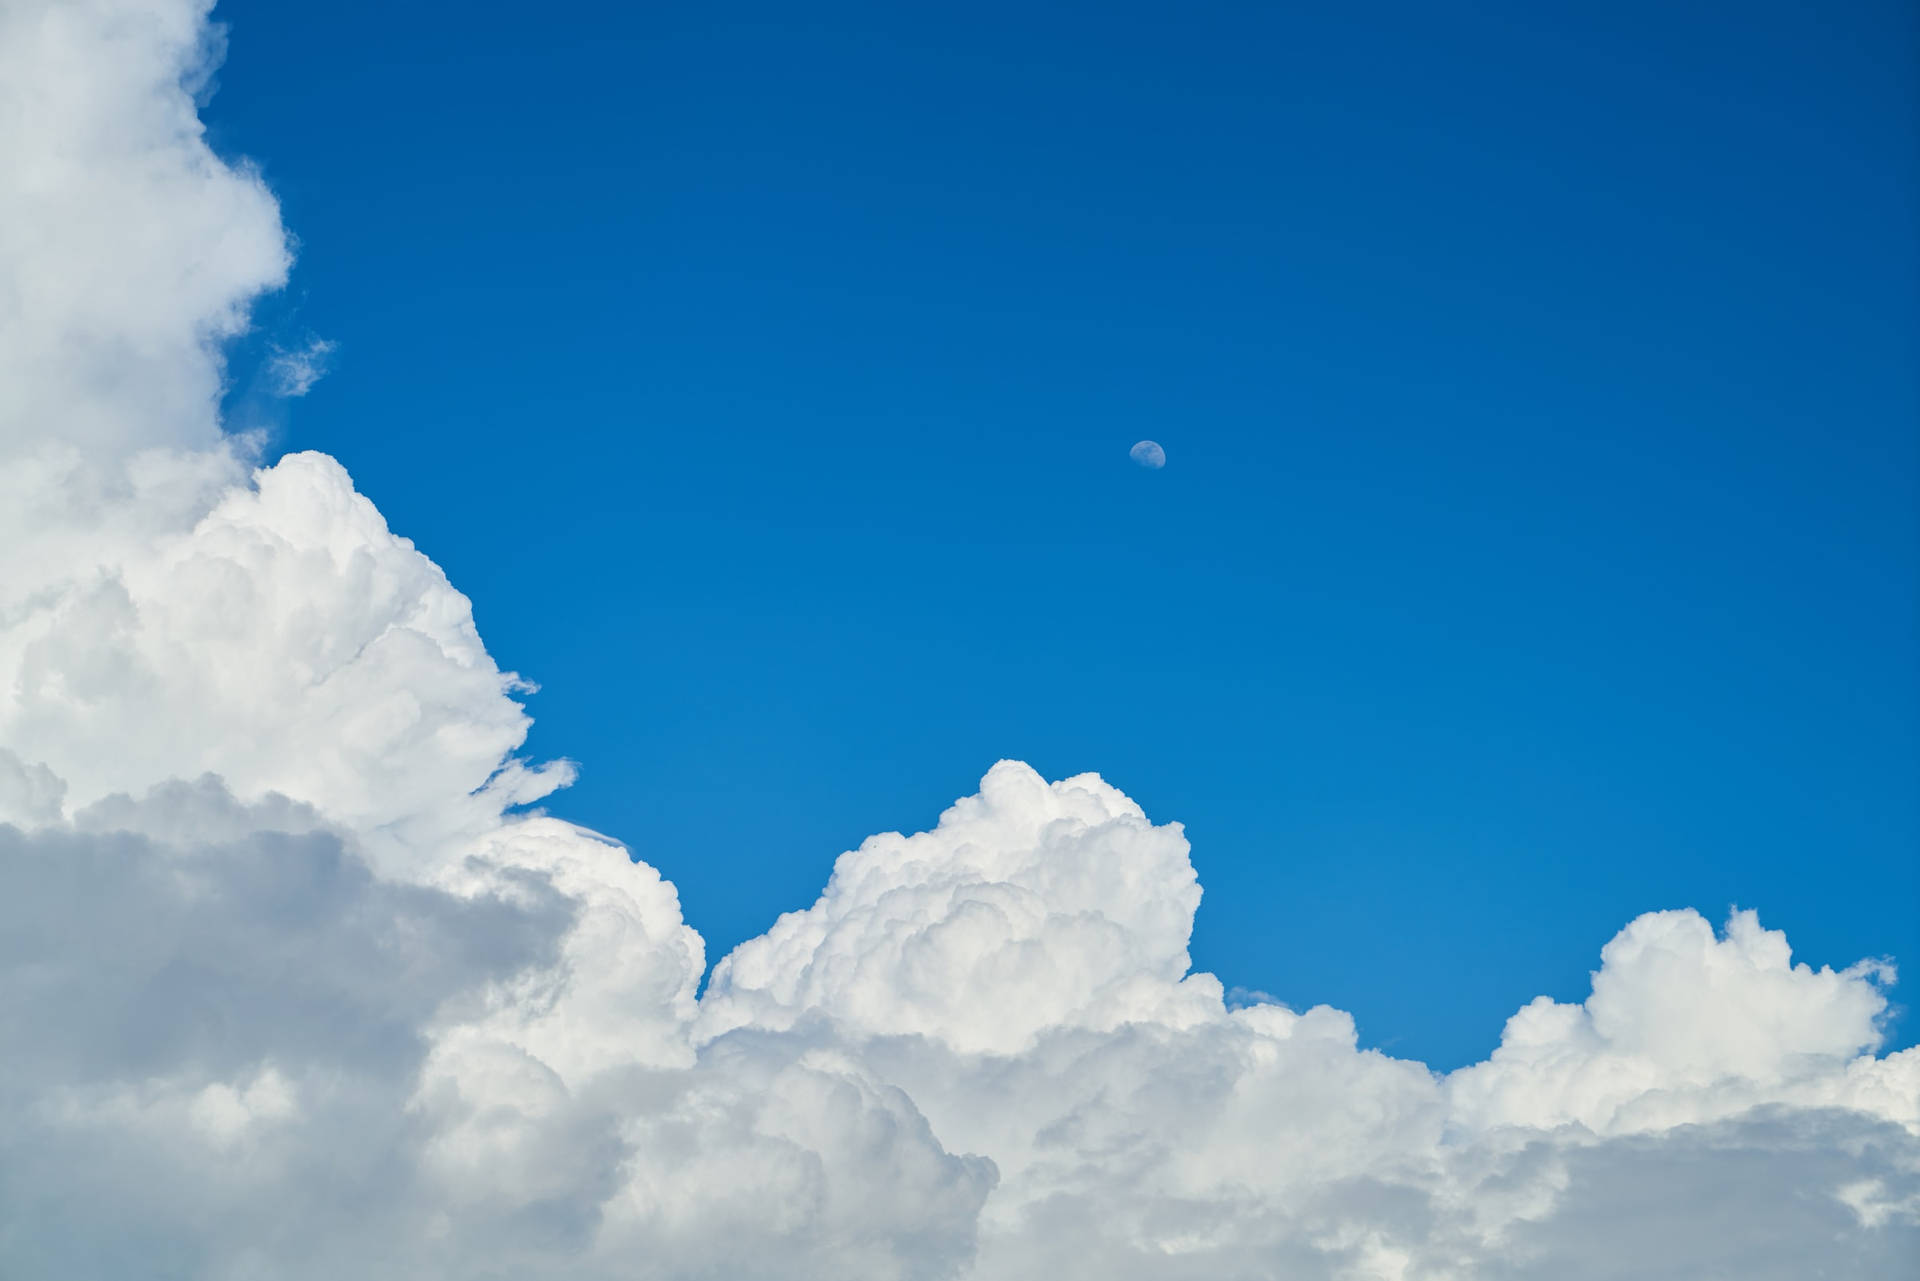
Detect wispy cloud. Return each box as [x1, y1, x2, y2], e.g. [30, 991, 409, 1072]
[266, 337, 337, 397]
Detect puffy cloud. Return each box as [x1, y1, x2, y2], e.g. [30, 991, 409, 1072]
[0, 0, 287, 462]
[7, 767, 1912, 1277]
[1448, 907, 1913, 1136]
[701, 791, 1920, 1277]
[0, 781, 992, 1281]
[698, 761, 1218, 1054]
[0, 0, 1915, 1277]
[0, 447, 572, 869]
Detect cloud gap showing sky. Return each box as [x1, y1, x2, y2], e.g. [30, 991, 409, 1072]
[0, 3, 1914, 1277]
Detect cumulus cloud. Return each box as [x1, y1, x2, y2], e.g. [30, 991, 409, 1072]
[701, 768, 1919, 1276]
[0, 0, 287, 462]
[698, 762, 1219, 1054]
[0, 1, 1915, 1278]
[0, 445, 574, 870]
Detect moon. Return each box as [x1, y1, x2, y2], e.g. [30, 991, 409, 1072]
[1129, 440, 1166, 469]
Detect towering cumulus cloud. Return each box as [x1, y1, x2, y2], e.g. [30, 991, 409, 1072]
[0, 3, 1914, 1277]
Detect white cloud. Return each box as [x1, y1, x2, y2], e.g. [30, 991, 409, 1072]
[267, 337, 337, 397]
[0, 446, 574, 872]
[0, 787, 992, 1281]
[0, 1, 1915, 1277]
[698, 781, 1920, 1277]
[0, 0, 287, 463]
[1448, 907, 1912, 1136]
[697, 761, 1219, 1054]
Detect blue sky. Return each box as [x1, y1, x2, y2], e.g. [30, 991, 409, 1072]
[209, 0, 1916, 1069]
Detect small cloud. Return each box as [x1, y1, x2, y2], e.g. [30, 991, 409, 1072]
[266, 337, 337, 397]
[1225, 986, 1283, 1011]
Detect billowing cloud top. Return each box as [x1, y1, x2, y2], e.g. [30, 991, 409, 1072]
[699, 762, 1217, 1054]
[1, 3, 1915, 1278]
